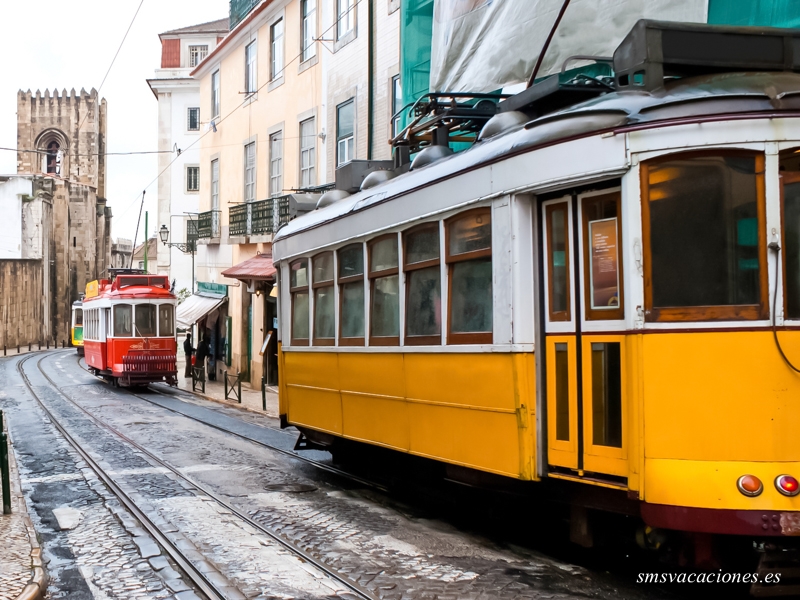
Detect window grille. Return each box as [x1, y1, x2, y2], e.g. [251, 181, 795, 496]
[186, 166, 199, 192]
[189, 45, 208, 67]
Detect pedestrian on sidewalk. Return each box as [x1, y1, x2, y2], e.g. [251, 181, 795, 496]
[183, 332, 193, 378]
[195, 334, 210, 381]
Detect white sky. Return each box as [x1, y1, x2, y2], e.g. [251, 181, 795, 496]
[0, 0, 229, 243]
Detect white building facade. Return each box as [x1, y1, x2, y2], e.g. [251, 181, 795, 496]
[147, 19, 228, 295]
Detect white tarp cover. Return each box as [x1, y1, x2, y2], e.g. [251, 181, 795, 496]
[429, 0, 709, 93]
[176, 294, 226, 329]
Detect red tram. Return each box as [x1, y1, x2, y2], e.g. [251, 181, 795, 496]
[82, 270, 178, 386]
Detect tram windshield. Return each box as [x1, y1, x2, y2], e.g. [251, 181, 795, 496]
[135, 305, 157, 337]
[114, 305, 132, 337]
[73, 308, 83, 326]
[158, 305, 174, 337]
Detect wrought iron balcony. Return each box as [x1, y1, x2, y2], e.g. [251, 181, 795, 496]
[228, 204, 249, 237]
[226, 199, 275, 239]
[230, 0, 259, 29]
[197, 210, 221, 239]
[251, 199, 273, 235]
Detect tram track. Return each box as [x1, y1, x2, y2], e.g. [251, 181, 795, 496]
[21, 351, 379, 600]
[76, 353, 390, 494]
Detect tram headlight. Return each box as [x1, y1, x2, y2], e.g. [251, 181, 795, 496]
[737, 475, 763, 497]
[775, 475, 800, 497]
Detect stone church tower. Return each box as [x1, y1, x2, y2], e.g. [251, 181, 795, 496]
[16, 88, 113, 341]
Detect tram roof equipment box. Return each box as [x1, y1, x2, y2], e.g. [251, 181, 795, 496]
[614, 20, 800, 92]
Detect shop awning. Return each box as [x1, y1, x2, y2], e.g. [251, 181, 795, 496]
[221, 253, 276, 281]
[176, 294, 227, 329]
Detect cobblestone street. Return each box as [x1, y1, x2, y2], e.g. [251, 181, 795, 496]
[0, 350, 681, 599]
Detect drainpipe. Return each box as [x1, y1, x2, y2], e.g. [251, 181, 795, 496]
[367, 0, 374, 160]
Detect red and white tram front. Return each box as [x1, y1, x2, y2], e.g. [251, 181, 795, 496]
[82, 273, 178, 386]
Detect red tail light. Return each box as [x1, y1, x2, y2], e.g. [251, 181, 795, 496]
[776, 475, 800, 497]
[737, 475, 763, 497]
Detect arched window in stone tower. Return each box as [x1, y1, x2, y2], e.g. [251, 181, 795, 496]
[46, 141, 60, 175]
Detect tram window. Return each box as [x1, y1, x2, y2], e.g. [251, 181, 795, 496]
[779, 152, 800, 319]
[582, 192, 624, 321]
[338, 244, 364, 344]
[290, 259, 310, 344]
[158, 305, 174, 337]
[135, 305, 157, 337]
[75, 309, 83, 326]
[404, 224, 441, 345]
[114, 305, 132, 337]
[642, 152, 767, 321]
[312, 252, 335, 345]
[591, 342, 622, 448]
[369, 235, 400, 345]
[446, 209, 492, 344]
[545, 204, 570, 321]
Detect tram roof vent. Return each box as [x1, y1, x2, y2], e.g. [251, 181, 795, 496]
[614, 19, 800, 92]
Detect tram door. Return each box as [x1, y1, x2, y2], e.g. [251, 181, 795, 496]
[541, 190, 628, 479]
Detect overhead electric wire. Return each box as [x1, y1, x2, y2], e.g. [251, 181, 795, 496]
[115, 0, 364, 220]
[75, 0, 145, 136]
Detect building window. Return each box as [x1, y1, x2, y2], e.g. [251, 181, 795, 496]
[641, 151, 767, 322]
[189, 45, 208, 67]
[299, 118, 315, 188]
[368, 235, 399, 345]
[271, 19, 284, 80]
[337, 0, 355, 39]
[270, 132, 283, 197]
[446, 209, 492, 344]
[338, 243, 364, 344]
[290, 259, 310, 344]
[404, 223, 441, 345]
[186, 166, 199, 192]
[46, 141, 60, 174]
[244, 142, 256, 202]
[245, 41, 257, 94]
[211, 70, 220, 118]
[301, 0, 316, 62]
[313, 252, 335, 344]
[211, 159, 220, 210]
[391, 75, 402, 137]
[336, 99, 354, 167]
[187, 107, 200, 131]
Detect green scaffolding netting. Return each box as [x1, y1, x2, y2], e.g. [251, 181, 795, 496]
[707, 0, 800, 28]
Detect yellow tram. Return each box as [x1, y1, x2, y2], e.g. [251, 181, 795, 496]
[71, 299, 84, 356]
[272, 20, 800, 561]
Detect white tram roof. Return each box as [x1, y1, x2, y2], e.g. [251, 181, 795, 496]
[273, 71, 800, 262]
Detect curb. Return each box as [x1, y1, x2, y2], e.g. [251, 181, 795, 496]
[8, 436, 49, 600]
[175, 382, 279, 419]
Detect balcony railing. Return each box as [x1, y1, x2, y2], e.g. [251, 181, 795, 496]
[226, 199, 275, 239]
[197, 210, 221, 239]
[251, 199, 273, 235]
[228, 204, 249, 237]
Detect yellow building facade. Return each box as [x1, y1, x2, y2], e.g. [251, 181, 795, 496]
[193, 0, 323, 385]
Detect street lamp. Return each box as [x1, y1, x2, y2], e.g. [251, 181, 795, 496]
[159, 224, 196, 293]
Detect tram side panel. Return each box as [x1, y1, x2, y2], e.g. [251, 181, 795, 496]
[640, 331, 800, 525]
[283, 350, 537, 480]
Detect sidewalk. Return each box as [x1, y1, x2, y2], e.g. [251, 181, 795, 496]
[0, 424, 47, 600]
[0, 342, 71, 359]
[175, 351, 280, 418]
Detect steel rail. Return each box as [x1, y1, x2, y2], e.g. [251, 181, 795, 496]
[77, 354, 388, 493]
[141, 384, 390, 494]
[40, 353, 379, 600]
[15, 353, 224, 600]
